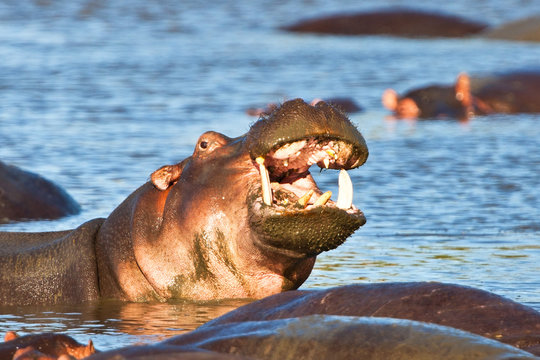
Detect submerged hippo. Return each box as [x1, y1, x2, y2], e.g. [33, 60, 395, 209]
[5, 283, 538, 359]
[382, 71, 540, 119]
[0, 99, 368, 305]
[282, 8, 487, 38]
[482, 15, 540, 42]
[0, 161, 80, 223]
[3, 284, 539, 359]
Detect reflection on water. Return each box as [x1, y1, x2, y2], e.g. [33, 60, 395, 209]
[0, 298, 252, 349]
[1, 0, 539, 352]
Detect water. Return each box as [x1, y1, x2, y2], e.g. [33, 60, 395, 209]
[1, 0, 539, 351]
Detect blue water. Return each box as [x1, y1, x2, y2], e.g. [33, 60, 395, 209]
[1, 0, 539, 351]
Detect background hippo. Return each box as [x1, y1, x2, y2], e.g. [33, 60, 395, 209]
[482, 15, 540, 42]
[282, 8, 488, 38]
[0, 99, 368, 305]
[0, 161, 80, 223]
[382, 71, 540, 119]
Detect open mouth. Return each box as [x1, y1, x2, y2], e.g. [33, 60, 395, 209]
[248, 136, 366, 256]
[254, 137, 361, 212]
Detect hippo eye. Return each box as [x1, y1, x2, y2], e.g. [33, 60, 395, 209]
[199, 141, 208, 149]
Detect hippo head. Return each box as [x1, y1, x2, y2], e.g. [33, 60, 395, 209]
[96, 99, 368, 301]
[382, 73, 473, 119]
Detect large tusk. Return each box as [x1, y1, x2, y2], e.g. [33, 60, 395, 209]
[336, 169, 353, 209]
[256, 157, 273, 206]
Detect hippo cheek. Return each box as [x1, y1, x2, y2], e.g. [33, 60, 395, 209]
[247, 138, 367, 257]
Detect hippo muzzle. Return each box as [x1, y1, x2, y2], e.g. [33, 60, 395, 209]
[245, 99, 368, 256]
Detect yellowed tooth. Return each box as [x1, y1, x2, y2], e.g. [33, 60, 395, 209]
[296, 190, 314, 208]
[326, 149, 338, 160]
[256, 157, 272, 206]
[314, 191, 332, 206]
[284, 159, 289, 167]
[323, 158, 330, 169]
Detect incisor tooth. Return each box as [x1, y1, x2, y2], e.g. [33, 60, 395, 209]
[256, 157, 273, 206]
[314, 191, 332, 206]
[336, 169, 353, 209]
[323, 158, 330, 169]
[296, 190, 314, 208]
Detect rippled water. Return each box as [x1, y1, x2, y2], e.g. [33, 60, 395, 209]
[1, 0, 539, 351]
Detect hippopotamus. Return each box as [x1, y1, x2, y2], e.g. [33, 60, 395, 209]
[0, 99, 368, 305]
[203, 282, 540, 356]
[281, 8, 487, 38]
[382, 71, 540, 119]
[0, 161, 80, 223]
[6, 283, 538, 359]
[0, 332, 95, 360]
[482, 15, 540, 42]
[87, 317, 537, 359]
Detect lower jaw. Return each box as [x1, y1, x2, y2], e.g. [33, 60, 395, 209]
[249, 203, 366, 257]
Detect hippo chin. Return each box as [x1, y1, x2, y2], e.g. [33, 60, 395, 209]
[0, 99, 368, 305]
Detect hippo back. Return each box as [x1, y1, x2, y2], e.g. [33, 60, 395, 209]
[0, 218, 104, 305]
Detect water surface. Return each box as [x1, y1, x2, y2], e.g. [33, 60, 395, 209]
[1, 0, 539, 351]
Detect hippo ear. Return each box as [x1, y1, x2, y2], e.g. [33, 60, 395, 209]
[4, 331, 18, 342]
[150, 160, 186, 191]
[382, 89, 399, 111]
[455, 73, 473, 111]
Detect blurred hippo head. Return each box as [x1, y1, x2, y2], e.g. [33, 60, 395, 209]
[382, 73, 473, 119]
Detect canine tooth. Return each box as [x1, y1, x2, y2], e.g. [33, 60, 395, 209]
[284, 159, 288, 167]
[314, 191, 332, 206]
[297, 190, 314, 208]
[323, 158, 330, 169]
[256, 157, 273, 206]
[337, 169, 353, 209]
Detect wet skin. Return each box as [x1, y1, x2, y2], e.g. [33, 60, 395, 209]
[0, 99, 368, 305]
[382, 71, 540, 119]
[204, 282, 540, 356]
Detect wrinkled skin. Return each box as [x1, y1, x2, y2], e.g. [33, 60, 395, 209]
[0, 99, 368, 305]
[382, 71, 540, 119]
[282, 8, 487, 38]
[0, 161, 80, 223]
